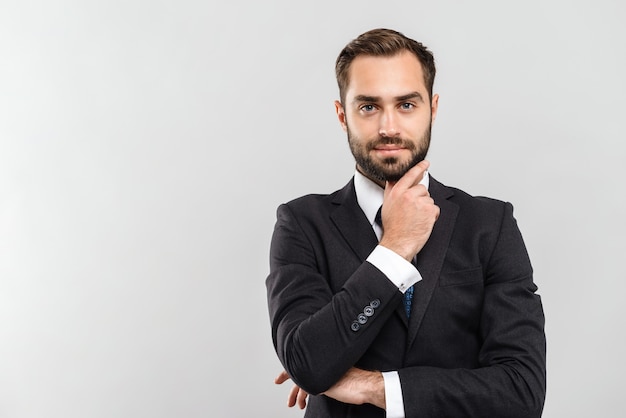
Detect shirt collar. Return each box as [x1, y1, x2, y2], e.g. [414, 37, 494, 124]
[354, 168, 430, 227]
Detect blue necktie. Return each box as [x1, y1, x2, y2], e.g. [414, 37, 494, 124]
[375, 206, 414, 317]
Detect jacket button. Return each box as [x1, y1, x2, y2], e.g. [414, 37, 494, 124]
[357, 313, 368, 324]
[364, 306, 374, 317]
[351, 321, 360, 332]
[370, 299, 381, 309]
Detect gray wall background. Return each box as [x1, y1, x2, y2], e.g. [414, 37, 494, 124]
[1, 0, 624, 417]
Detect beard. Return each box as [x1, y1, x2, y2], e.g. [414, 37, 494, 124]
[347, 125, 431, 183]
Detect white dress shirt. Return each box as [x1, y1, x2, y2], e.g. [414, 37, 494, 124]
[353, 169, 429, 418]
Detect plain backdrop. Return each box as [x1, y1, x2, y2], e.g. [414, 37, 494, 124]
[1, 0, 624, 417]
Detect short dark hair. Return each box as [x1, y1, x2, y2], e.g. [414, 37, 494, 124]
[335, 28, 436, 103]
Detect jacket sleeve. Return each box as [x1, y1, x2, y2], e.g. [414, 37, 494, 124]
[399, 202, 546, 418]
[266, 203, 404, 395]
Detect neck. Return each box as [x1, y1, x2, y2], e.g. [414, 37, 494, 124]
[355, 165, 385, 188]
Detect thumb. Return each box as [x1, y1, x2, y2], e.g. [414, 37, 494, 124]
[275, 370, 291, 385]
[383, 180, 396, 200]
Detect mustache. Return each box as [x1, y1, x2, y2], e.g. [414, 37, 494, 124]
[366, 137, 416, 151]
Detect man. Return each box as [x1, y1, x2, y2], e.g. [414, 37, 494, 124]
[266, 28, 546, 417]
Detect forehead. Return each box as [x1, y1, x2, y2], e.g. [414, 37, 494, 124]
[345, 51, 427, 99]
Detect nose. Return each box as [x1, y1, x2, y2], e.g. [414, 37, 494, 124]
[378, 109, 399, 137]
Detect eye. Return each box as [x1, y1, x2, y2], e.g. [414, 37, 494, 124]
[400, 102, 415, 110]
[360, 104, 376, 112]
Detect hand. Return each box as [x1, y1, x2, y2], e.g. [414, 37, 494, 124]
[379, 160, 440, 261]
[274, 370, 309, 409]
[323, 367, 385, 410]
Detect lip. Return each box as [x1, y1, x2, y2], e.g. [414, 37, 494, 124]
[373, 145, 406, 155]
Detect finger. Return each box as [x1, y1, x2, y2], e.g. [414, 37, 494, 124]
[383, 160, 430, 201]
[297, 388, 309, 409]
[394, 159, 430, 190]
[383, 179, 396, 201]
[274, 370, 291, 385]
[287, 384, 299, 407]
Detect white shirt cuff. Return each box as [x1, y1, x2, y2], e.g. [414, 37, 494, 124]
[367, 245, 422, 292]
[382, 371, 405, 418]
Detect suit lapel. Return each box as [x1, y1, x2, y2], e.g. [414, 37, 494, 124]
[330, 179, 379, 262]
[406, 177, 458, 348]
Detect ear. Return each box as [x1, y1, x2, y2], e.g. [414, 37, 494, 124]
[335, 100, 348, 132]
[430, 94, 439, 124]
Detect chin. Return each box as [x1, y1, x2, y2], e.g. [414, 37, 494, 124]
[380, 160, 421, 182]
[382, 171, 405, 182]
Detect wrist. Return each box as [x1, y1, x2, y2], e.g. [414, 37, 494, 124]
[365, 371, 386, 409]
[378, 239, 415, 262]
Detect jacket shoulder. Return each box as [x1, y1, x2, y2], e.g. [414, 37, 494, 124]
[279, 179, 353, 213]
[434, 177, 509, 211]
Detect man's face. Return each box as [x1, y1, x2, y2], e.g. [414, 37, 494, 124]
[335, 51, 439, 185]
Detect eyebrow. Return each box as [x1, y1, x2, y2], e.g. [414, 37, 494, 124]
[352, 91, 425, 104]
[396, 92, 425, 103]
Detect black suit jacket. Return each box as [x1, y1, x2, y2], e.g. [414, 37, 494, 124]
[266, 176, 546, 417]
